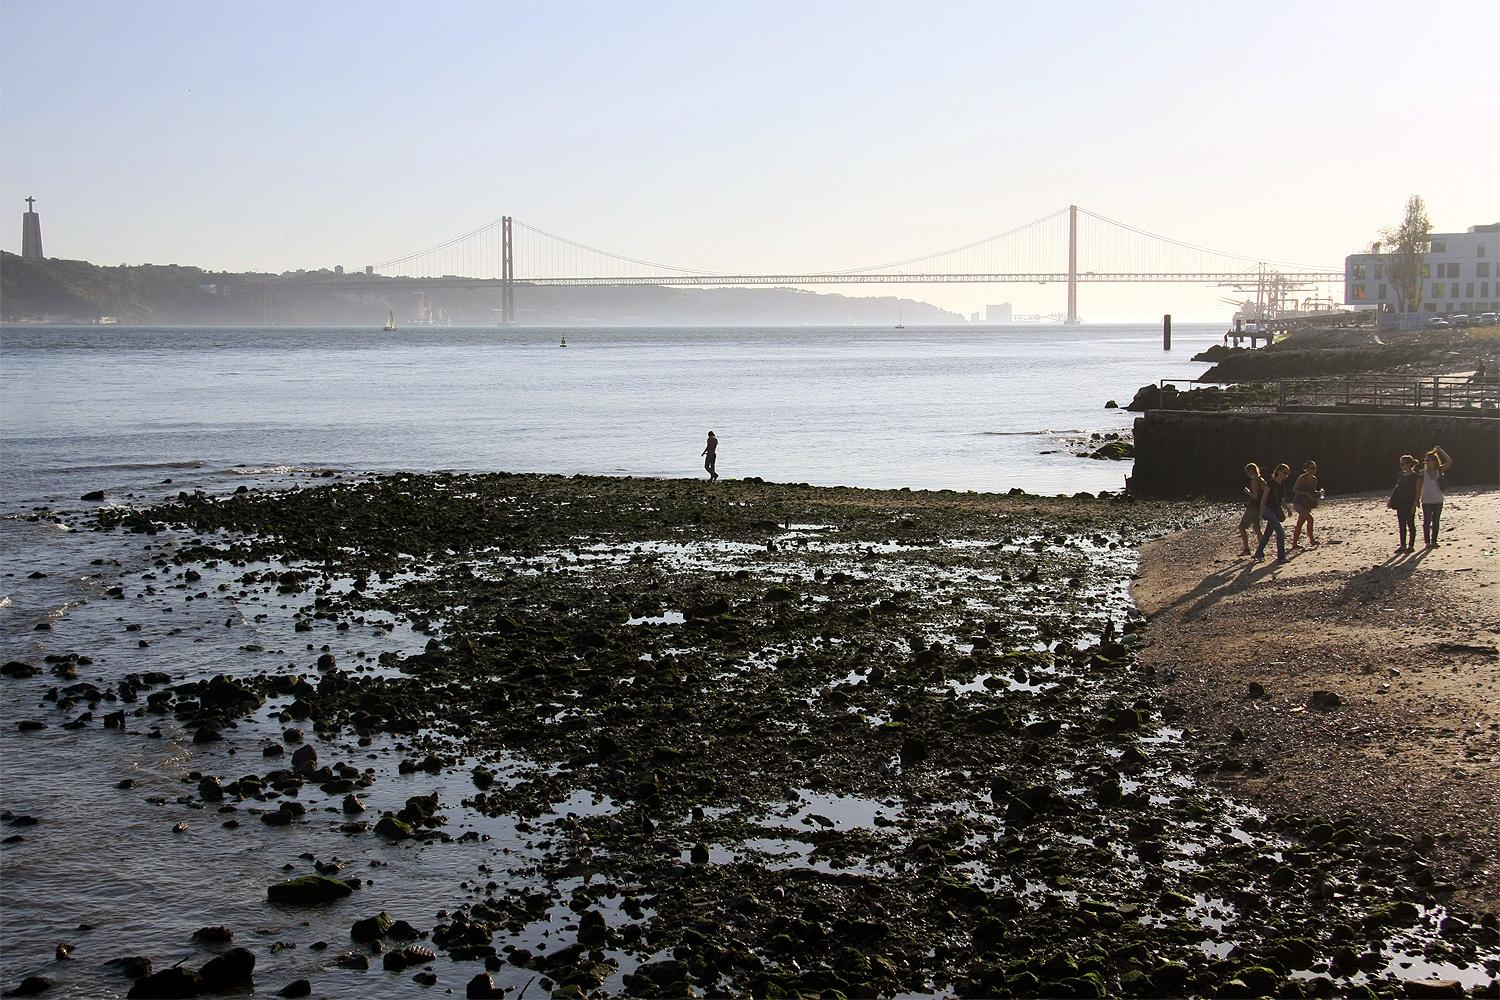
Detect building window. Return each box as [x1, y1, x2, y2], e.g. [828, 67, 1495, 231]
[1450, 263, 1461, 278]
[1467, 283, 1475, 297]
[1432, 283, 1445, 298]
[1483, 282, 1490, 296]
[1479, 262, 1491, 277]
[1424, 302, 1437, 311]
[1351, 264, 1366, 279]
[1421, 264, 1430, 278]
[1480, 244, 1487, 257]
[1431, 240, 1446, 253]
[1349, 284, 1367, 300]
[1379, 284, 1387, 300]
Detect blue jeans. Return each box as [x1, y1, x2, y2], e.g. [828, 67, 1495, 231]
[1255, 509, 1284, 560]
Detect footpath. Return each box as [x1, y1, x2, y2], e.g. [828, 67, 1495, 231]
[1133, 489, 1500, 911]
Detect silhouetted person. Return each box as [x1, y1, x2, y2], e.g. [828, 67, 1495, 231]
[702, 431, 718, 481]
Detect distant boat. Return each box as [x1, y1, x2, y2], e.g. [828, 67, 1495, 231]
[895, 309, 905, 330]
[383, 311, 396, 332]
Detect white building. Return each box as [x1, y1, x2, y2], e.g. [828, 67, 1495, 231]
[985, 302, 1013, 323]
[1344, 223, 1499, 315]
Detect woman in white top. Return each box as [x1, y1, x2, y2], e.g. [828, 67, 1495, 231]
[1421, 445, 1452, 548]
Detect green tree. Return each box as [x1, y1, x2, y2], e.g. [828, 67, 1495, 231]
[1373, 195, 1431, 314]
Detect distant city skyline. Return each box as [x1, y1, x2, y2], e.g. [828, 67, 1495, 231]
[3, 1, 1496, 321]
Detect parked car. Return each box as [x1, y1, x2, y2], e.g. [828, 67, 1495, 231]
[1450, 314, 1471, 327]
[1476, 312, 1499, 325]
[1426, 316, 1450, 328]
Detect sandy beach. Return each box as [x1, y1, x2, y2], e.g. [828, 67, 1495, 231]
[1134, 488, 1500, 911]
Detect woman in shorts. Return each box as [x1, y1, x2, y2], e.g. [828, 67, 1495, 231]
[1238, 463, 1267, 555]
[1290, 460, 1319, 548]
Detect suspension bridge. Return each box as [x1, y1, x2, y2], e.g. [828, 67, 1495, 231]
[266, 206, 1344, 324]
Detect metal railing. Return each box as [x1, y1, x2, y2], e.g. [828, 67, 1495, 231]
[1146, 374, 1499, 414]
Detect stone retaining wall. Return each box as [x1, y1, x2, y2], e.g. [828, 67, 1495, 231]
[1130, 410, 1499, 498]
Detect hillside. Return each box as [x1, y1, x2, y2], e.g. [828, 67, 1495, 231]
[0, 253, 964, 326]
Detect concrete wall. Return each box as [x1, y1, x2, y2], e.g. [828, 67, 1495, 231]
[1131, 411, 1499, 498]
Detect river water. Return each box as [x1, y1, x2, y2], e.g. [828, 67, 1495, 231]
[0, 322, 1224, 506]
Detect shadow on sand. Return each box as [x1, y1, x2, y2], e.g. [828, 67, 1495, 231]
[1155, 542, 1432, 624]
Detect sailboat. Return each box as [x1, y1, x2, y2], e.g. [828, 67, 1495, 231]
[383, 310, 396, 332]
[895, 309, 905, 330]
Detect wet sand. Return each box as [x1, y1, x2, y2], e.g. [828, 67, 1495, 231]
[1134, 488, 1500, 912]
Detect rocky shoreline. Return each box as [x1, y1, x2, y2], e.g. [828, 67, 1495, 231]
[4, 474, 1497, 999]
[1192, 327, 1498, 385]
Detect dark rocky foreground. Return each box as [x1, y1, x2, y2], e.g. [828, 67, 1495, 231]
[9, 474, 1498, 999]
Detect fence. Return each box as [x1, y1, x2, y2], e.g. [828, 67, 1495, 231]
[1148, 374, 1499, 415]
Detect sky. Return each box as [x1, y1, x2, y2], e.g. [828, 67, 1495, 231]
[2, 0, 1497, 321]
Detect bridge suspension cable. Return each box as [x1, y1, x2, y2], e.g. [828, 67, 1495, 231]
[359, 205, 1343, 326]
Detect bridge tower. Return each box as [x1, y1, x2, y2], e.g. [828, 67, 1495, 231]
[1065, 204, 1079, 325]
[501, 216, 515, 324]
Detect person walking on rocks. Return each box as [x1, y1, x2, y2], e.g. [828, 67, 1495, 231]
[1253, 464, 1291, 563]
[1421, 445, 1452, 547]
[1238, 463, 1267, 555]
[1388, 454, 1422, 553]
[1290, 461, 1320, 548]
[701, 431, 719, 481]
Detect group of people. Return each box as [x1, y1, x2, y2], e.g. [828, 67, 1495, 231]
[1388, 446, 1452, 552]
[1238, 460, 1322, 563]
[1236, 446, 1453, 562]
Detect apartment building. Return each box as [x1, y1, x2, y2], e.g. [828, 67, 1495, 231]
[1344, 222, 1499, 314]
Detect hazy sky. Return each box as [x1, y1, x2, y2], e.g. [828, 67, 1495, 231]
[3, 1, 1496, 320]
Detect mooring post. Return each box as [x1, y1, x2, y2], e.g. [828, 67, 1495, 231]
[1163, 314, 1172, 351]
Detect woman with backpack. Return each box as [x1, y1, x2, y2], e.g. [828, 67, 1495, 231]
[1422, 445, 1452, 548]
[1238, 463, 1267, 556]
[1387, 454, 1422, 553]
[1290, 461, 1320, 548]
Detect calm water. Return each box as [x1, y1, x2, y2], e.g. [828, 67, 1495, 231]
[0, 323, 1222, 506]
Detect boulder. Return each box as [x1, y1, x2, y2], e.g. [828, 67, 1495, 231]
[266, 875, 353, 905]
[2, 977, 53, 998]
[275, 981, 311, 999]
[351, 911, 392, 943]
[192, 926, 233, 943]
[1402, 981, 1464, 999]
[127, 968, 202, 999]
[466, 973, 504, 999]
[374, 816, 414, 841]
[198, 948, 255, 991]
[290, 745, 318, 776]
[578, 909, 607, 946]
